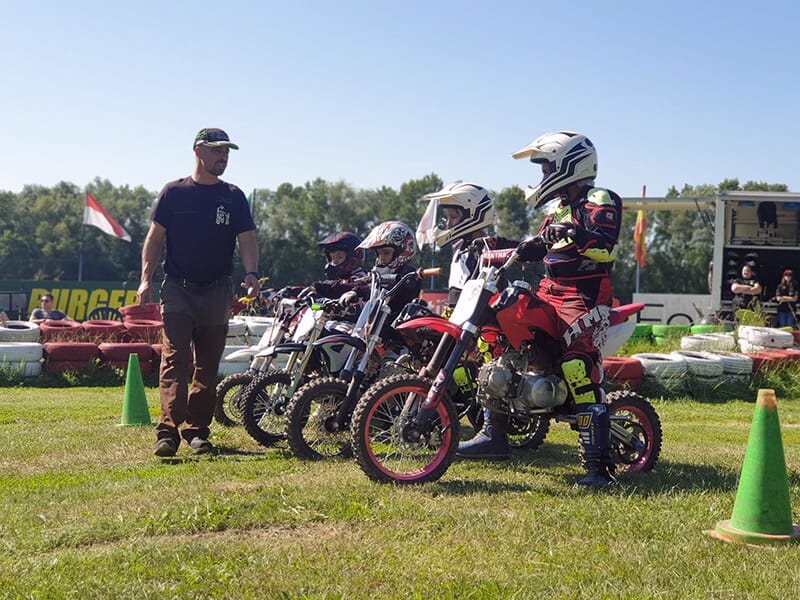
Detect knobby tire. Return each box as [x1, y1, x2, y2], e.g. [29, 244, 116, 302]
[350, 373, 459, 485]
[284, 376, 353, 460]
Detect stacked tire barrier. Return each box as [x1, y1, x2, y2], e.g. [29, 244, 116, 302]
[669, 350, 724, 384]
[0, 342, 43, 377]
[603, 323, 800, 391]
[0, 321, 40, 343]
[602, 356, 644, 390]
[651, 324, 691, 347]
[226, 319, 248, 345]
[218, 344, 250, 377]
[43, 342, 101, 375]
[629, 323, 652, 345]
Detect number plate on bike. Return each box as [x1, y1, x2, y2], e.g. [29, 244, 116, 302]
[449, 278, 486, 326]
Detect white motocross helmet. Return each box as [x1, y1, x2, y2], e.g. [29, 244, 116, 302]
[417, 182, 495, 248]
[358, 220, 417, 270]
[512, 131, 597, 208]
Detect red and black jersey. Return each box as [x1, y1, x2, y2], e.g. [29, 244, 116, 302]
[538, 186, 622, 281]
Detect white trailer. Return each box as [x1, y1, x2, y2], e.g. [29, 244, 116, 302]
[624, 191, 800, 322]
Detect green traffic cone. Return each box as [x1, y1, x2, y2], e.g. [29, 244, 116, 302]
[119, 354, 152, 427]
[706, 389, 800, 546]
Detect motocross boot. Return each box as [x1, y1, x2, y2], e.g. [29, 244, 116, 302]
[575, 402, 616, 488]
[456, 409, 511, 460]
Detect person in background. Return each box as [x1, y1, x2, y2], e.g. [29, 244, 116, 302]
[29, 292, 75, 324]
[774, 269, 798, 328]
[0, 307, 8, 327]
[138, 127, 259, 458]
[278, 232, 367, 299]
[730, 263, 762, 311]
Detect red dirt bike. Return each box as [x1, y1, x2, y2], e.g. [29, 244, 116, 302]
[350, 240, 662, 484]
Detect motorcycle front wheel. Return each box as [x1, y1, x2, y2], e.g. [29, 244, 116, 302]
[606, 390, 662, 473]
[241, 371, 292, 447]
[350, 373, 459, 485]
[214, 371, 254, 426]
[284, 376, 353, 460]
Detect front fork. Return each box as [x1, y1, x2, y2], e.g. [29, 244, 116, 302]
[413, 329, 473, 433]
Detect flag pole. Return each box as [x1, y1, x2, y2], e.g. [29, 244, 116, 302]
[78, 194, 85, 282]
[634, 184, 646, 293]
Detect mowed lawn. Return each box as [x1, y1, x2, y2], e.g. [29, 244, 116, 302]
[1, 385, 800, 599]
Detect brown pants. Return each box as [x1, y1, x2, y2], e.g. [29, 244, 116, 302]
[156, 278, 232, 443]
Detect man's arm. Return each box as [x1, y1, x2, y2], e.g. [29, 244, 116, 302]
[237, 229, 260, 296]
[137, 222, 166, 304]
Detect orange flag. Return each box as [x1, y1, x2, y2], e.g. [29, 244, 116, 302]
[633, 209, 647, 268]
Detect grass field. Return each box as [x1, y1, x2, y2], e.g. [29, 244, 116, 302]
[1, 383, 800, 599]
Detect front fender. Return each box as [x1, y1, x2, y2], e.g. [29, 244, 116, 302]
[313, 333, 367, 353]
[255, 341, 307, 358]
[395, 316, 462, 339]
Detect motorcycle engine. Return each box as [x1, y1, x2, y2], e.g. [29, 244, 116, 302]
[476, 352, 568, 412]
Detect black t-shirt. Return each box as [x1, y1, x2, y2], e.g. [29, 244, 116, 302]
[732, 277, 759, 309]
[775, 280, 798, 313]
[152, 177, 255, 282]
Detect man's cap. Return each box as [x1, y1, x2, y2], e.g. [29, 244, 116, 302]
[784, 269, 793, 276]
[194, 128, 239, 149]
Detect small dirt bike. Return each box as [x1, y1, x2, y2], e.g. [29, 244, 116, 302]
[214, 296, 303, 426]
[239, 293, 360, 446]
[283, 267, 440, 460]
[350, 241, 662, 484]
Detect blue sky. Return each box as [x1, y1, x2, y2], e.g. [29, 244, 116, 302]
[2, 1, 798, 200]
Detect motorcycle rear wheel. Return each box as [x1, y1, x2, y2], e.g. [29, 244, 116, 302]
[605, 390, 662, 473]
[285, 376, 353, 460]
[214, 371, 254, 426]
[351, 373, 459, 484]
[241, 371, 292, 447]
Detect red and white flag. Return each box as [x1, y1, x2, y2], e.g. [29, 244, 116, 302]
[83, 193, 131, 242]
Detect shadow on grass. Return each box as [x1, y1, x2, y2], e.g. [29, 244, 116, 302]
[154, 444, 276, 464]
[428, 439, 755, 497]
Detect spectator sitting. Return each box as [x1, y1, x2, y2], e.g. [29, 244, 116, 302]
[730, 264, 762, 311]
[29, 293, 74, 324]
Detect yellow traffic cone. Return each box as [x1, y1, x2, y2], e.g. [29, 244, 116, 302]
[706, 389, 800, 545]
[119, 354, 152, 426]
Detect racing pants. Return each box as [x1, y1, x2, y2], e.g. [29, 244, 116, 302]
[534, 274, 612, 405]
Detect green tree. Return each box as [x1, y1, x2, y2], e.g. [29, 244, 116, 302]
[493, 185, 530, 239]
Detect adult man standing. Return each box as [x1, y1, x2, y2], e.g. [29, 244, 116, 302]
[138, 128, 259, 457]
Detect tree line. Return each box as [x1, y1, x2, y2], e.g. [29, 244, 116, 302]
[0, 175, 787, 303]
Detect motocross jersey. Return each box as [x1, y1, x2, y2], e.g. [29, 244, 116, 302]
[537, 186, 622, 281]
[447, 238, 477, 306]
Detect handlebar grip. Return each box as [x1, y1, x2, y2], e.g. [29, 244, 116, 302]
[417, 267, 442, 278]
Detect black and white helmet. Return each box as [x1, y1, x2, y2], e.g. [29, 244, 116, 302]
[512, 131, 597, 208]
[418, 182, 495, 247]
